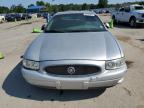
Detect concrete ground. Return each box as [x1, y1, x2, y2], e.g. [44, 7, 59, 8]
[0, 16, 144, 108]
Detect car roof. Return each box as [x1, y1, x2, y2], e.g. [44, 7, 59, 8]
[55, 11, 96, 16]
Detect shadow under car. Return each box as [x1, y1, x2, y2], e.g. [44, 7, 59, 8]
[2, 62, 106, 101]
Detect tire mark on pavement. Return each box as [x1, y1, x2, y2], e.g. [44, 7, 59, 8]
[123, 87, 132, 96]
[117, 35, 144, 52]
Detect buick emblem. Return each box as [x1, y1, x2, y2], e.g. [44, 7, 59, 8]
[67, 67, 75, 75]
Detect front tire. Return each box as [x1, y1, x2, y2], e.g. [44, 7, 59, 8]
[129, 17, 137, 27]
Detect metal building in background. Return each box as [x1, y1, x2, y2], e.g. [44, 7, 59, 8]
[26, 6, 46, 13]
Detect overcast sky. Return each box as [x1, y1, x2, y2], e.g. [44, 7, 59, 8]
[0, 0, 143, 7]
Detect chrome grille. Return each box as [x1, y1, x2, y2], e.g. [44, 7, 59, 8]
[45, 65, 101, 76]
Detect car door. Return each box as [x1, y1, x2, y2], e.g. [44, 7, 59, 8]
[117, 8, 125, 22]
[122, 7, 131, 22]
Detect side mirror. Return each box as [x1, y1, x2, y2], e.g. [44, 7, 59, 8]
[41, 24, 46, 30]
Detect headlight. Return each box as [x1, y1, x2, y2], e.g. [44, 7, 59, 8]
[23, 59, 39, 70]
[105, 58, 125, 70]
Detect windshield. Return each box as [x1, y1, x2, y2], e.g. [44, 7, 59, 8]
[134, 6, 144, 10]
[45, 13, 106, 33]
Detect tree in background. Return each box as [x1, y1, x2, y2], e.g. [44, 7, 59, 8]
[81, 3, 89, 10]
[36, 1, 45, 6]
[139, 1, 144, 5]
[10, 4, 26, 13]
[28, 4, 35, 8]
[59, 4, 65, 11]
[115, 4, 121, 10]
[51, 5, 59, 13]
[98, 0, 108, 8]
[90, 4, 97, 9]
[0, 6, 9, 13]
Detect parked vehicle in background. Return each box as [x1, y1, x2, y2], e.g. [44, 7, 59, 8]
[5, 14, 15, 22]
[43, 12, 48, 19]
[112, 4, 144, 27]
[22, 13, 32, 20]
[0, 14, 5, 23]
[30, 13, 38, 19]
[37, 13, 43, 17]
[43, 12, 53, 23]
[5, 13, 22, 22]
[15, 13, 22, 21]
[92, 8, 115, 14]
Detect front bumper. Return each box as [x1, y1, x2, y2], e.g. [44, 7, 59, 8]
[22, 65, 127, 90]
[136, 18, 144, 24]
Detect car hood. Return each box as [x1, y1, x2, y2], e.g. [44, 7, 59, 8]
[24, 32, 122, 61]
[133, 10, 144, 14]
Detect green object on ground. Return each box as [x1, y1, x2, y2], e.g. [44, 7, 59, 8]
[109, 19, 114, 29]
[0, 52, 4, 59]
[33, 28, 43, 33]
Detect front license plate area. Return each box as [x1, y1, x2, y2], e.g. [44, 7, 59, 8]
[60, 81, 83, 89]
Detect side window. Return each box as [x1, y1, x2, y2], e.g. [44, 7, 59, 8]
[119, 8, 124, 12]
[125, 7, 130, 12]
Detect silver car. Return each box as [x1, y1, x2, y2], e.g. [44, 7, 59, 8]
[22, 11, 127, 90]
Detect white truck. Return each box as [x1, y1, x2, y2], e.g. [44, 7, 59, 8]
[112, 4, 144, 27]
